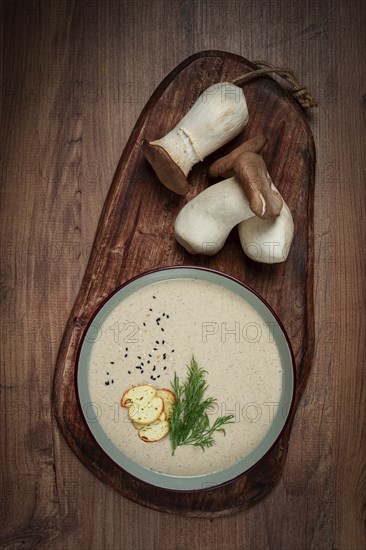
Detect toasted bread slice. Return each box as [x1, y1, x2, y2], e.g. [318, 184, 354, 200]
[138, 420, 170, 442]
[156, 389, 176, 420]
[121, 385, 164, 424]
[133, 410, 166, 430]
[121, 384, 156, 408]
[128, 396, 163, 424]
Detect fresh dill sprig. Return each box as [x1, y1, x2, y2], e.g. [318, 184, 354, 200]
[169, 356, 234, 455]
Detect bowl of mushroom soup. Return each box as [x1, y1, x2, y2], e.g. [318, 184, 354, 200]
[76, 266, 295, 490]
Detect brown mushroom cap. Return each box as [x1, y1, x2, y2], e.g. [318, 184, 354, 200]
[233, 152, 283, 219]
[208, 135, 267, 179]
[142, 140, 189, 195]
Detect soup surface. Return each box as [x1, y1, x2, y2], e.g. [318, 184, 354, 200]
[87, 278, 283, 476]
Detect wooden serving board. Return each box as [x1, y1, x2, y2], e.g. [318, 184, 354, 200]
[53, 50, 315, 517]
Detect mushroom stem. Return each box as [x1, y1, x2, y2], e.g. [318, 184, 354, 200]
[238, 202, 294, 263]
[143, 82, 248, 195]
[174, 176, 292, 262]
[174, 177, 255, 256]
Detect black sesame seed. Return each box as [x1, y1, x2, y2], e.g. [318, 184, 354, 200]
[124, 354, 128, 358]
[147, 360, 150, 364]
[167, 315, 170, 318]
[128, 370, 131, 374]
[137, 355, 141, 359]
[171, 349, 175, 352]
[149, 308, 153, 311]
[110, 361, 114, 364]
[150, 375, 154, 380]
[155, 340, 159, 344]
[163, 366, 167, 370]
[125, 347, 128, 351]
[162, 340, 165, 344]
[153, 347, 157, 351]
[162, 313, 165, 317]
[161, 328, 164, 332]
[107, 372, 109, 375]
[143, 322, 146, 326]
[141, 362, 144, 366]
[152, 366, 156, 371]
[153, 295, 156, 299]
[111, 380, 114, 384]
[157, 375, 160, 378]
[148, 353, 152, 357]
[105, 381, 109, 386]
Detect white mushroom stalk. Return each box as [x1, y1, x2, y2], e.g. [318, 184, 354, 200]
[142, 82, 248, 195]
[174, 177, 293, 263]
[238, 203, 294, 263]
[174, 177, 254, 255]
[174, 176, 294, 263]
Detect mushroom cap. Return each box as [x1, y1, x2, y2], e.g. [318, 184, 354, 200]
[142, 140, 189, 195]
[208, 135, 267, 179]
[233, 152, 283, 219]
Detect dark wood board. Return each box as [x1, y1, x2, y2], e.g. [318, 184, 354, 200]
[52, 50, 315, 517]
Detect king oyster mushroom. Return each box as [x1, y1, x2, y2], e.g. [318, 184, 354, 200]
[174, 143, 294, 263]
[209, 141, 283, 218]
[210, 145, 294, 263]
[142, 82, 249, 195]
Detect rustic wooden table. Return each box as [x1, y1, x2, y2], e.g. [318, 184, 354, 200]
[1, 1, 365, 548]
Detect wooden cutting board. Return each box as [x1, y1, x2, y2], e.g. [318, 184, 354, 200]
[53, 50, 315, 517]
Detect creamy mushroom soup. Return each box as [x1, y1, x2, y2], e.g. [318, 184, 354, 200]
[85, 277, 284, 476]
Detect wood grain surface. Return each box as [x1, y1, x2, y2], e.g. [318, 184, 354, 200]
[1, 0, 365, 548]
[53, 50, 315, 516]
